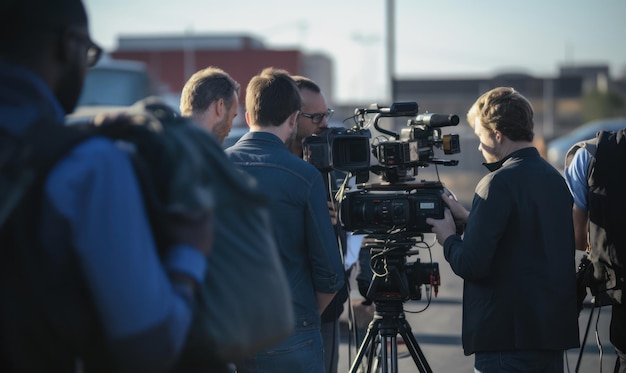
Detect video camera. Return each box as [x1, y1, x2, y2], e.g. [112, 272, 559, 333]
[303, 101, 461, 236]
[305, 104, 455, 366]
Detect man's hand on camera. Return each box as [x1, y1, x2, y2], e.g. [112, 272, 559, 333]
[426, 208, 456, 246]
[167, 210, 213, 256]
[441, 189, 469, 224]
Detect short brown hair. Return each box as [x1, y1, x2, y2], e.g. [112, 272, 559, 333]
[179, 66, 240, 116]
[245, 67, 301, 127]
[292, 75, 321, 93]
[467, 87, 534, 142]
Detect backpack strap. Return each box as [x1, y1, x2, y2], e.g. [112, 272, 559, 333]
[564, 136, 598, 183]
[0, 120, 97, 227]
[565, 139, 596, 171]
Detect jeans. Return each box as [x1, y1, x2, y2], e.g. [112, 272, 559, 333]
[321, 319, 340, 373]
[237, 328, 324, 373]
[474, 350, 564, 373]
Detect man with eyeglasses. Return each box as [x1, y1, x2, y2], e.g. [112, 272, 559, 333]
[289, 76, 349, 373]
[289, 78, 333, 157]
[302, 109, 334, 123]
[0, 0, 213, 371]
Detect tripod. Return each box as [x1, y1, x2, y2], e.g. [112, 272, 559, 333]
[349, 300, 433, 373]
[349, 240, 436, 373]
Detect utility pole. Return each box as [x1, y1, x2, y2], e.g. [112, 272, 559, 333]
[386, 0, 395, 103]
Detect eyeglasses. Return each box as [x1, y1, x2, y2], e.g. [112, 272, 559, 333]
[67, 29, 103, 67]
[86, 42, 103, 67]
[301, 108, 334, 124]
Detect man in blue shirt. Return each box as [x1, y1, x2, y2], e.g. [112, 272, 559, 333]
[226, 68, 345, 373]
[0, 1, 212, 371]
[565, 130, 626, 373]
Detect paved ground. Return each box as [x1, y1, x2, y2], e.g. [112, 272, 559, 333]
[337, 248, 616, 372]
[334, 159, 617, 372]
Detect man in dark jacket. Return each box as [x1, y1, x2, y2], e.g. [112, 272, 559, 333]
[427, 87, 579, 372]
[0, 1, 212, 371]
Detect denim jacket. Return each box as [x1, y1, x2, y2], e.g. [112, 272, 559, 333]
[226, 131, 345, 330]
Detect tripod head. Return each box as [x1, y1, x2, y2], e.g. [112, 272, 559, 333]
[364, 234, 440, 303]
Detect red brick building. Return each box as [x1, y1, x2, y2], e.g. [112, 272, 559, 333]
[110, 34, 332, 106]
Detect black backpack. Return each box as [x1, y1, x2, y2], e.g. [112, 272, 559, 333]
[567, 130, 626, 311]
[0, 98, 293, 371]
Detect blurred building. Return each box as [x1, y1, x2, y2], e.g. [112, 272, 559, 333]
[109, 34, 621, 139]
[385, 65, 621, 140]
[110, 33, 335, 126]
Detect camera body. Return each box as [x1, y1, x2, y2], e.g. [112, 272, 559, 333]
[339, 181, 445, 233]
[302, 126, 371, 173]
[376, 113, 461, 170]
[405, 260, 440, 301]
[365, 245, 441, 302]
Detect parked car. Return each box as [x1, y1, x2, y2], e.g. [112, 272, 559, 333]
[77, 56, 154, 107]
[546, 118, 626, 169]
[67, 55, 176, 124]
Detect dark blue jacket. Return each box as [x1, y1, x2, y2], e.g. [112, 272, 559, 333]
[443, 147, 579, 355]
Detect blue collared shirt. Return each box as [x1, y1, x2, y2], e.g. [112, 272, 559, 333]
[226, 131, 344, 330]
[564, 147, 591, 211]
[0, 59, 206, 370]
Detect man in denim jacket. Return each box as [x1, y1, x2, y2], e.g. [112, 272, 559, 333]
[226, 68, 344, 373]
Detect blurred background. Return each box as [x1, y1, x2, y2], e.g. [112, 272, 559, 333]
[79, 0, 626, 165]
[76, 2, 625, 371]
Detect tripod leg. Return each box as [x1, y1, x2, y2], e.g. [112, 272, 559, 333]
[367, 336, 378, 373]
[379, 335, 401, 373]
[575, 299, 596, 373]
[398, 319, 433, 373]
[350, 319, 379, 373]
[380, 335, 388, 373]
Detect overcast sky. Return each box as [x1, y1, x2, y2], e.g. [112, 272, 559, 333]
[83, 0, 626, 103]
